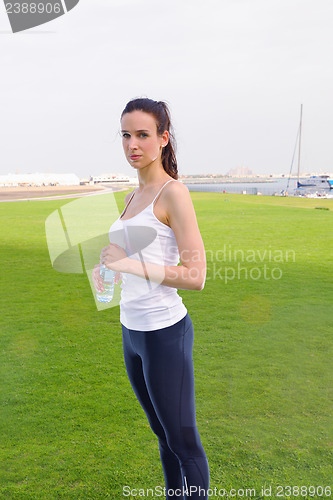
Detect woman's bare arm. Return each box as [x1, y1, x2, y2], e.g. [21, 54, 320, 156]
[121, 182, 206, 290]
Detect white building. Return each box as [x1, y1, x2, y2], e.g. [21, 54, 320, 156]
[91, 174, 138, 185]
[0, 172, 80, 187]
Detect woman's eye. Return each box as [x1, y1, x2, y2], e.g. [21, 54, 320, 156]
[122, 133, 130, 139]
[140, 133, 148, 138]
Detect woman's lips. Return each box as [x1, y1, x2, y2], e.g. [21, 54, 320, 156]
[129, 155, 141, 161]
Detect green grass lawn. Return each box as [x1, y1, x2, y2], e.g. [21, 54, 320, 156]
[0, 191, 332, 499]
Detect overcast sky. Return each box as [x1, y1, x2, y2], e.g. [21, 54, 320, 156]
[1, 0, 333, 178]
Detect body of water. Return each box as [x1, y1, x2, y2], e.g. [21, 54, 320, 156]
[183, 178, 332, 196]
[183, 178, 292, 195]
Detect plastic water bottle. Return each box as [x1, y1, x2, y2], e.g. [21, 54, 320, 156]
[97, 265, 115, 303]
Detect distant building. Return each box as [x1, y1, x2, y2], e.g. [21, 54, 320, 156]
[0, 172, 80, 187]
[90, 174, 138, 185]
[226, 166, 255, 177]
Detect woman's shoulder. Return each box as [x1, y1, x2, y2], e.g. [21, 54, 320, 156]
[163, 178, 190, 200]
[161, 178, 199, 233]
[161, 179, 193, 222]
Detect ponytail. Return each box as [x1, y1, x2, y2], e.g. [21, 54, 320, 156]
[159, 101, 178, 179]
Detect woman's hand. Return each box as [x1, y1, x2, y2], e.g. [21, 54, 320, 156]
[92, 263, 122, 293]
[92, 263, 104, 293]
[100, 243, 129, 273]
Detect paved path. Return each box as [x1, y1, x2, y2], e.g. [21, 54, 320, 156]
[0, 186, 129, 203]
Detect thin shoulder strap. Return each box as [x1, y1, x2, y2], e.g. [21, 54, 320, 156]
[120, 189, 136, 217]
[152, 179, 177, 205]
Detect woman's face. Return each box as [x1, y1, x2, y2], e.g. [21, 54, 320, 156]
[121, 110, 168, 169]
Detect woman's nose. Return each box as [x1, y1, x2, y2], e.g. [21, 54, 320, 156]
[129, 139, 138, 150]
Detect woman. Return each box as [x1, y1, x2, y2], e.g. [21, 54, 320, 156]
[93, 98, 209, 498]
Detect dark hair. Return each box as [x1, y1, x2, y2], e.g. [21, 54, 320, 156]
[121, 97, 178, 179]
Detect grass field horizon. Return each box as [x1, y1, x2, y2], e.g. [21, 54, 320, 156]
[0, 190, 332, 499]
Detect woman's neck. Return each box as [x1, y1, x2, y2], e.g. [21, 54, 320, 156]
[136, 163, 170, 192]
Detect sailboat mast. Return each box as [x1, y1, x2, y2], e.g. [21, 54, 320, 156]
[297, 104, 303, 184]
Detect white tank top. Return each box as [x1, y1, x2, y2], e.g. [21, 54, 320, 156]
[109, 179, 187, 331]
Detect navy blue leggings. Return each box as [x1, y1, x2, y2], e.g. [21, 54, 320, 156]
[121, 313, 209, 499]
